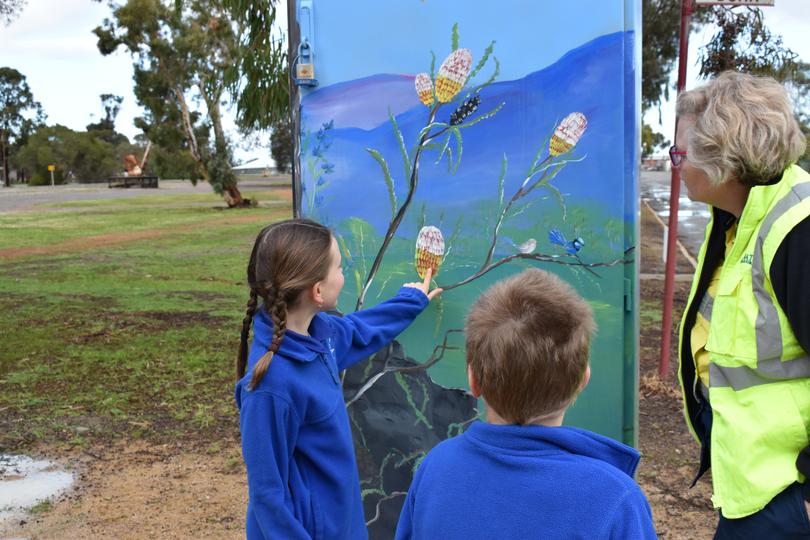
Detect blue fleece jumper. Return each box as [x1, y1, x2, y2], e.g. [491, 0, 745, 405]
[395, 421, 657, 540]
[235, 287, 428, 540]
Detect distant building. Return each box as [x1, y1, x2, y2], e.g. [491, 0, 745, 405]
[233, 159, 279, 177]
[641, 156, 671, 172]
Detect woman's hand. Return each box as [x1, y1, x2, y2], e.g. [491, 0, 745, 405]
[403, 267, 443, 301]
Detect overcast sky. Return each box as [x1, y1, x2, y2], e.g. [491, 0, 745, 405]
[0, 0, 807, 162]
[646, 0, 810, 153]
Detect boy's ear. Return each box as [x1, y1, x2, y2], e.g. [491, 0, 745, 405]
[579, 364, 591, 393]
[467, 365, 482, 398]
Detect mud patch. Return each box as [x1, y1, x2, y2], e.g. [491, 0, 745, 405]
[1, 442, 247, 540]
[68, 310, 231, 345]
[164, 291, 234, 303]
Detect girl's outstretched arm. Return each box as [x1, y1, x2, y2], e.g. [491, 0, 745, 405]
[331, 269, 441, 371]
[240, 391, 311, 540]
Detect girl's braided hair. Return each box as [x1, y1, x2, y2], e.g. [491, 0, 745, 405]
[237, 219, 333, 390]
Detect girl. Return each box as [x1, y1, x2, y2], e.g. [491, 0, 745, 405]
[235, 218, 441, 540]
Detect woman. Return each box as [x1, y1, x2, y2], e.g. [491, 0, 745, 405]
[673, 71, 810, 538]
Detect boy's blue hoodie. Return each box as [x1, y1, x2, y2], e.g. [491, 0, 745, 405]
[395, 421, 658, 540]
[235, 287, 428, 540]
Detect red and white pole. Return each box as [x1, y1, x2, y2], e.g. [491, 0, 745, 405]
[658, 0, 693, 379]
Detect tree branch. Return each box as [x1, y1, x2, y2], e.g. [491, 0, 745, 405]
[440, 247, 635, 292]
[356, 104, 441, 310]
[345, 329, 463, 408]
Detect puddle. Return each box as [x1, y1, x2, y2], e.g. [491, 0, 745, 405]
[0, 454, 74, 527]
[656, 209, 711, 219]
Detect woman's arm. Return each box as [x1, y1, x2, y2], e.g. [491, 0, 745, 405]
[770, 215, 810, 352]
[772, 216, 810, 504]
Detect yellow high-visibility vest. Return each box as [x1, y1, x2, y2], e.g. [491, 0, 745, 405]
[679, 164, 810, 518]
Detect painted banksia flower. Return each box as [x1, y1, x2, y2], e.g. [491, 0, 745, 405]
[435, 49, 472, 103]
[415, 73, 435, 107]
[450, 95, 480, 125]
[414, 225, 445, 280]
[549, 112, 587, 156]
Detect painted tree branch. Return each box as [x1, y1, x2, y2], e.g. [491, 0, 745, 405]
[480, 151, 586, 271]
[355, 105, 440, 310]
[366, 492, 408, 527]
[440, 247, 635, 292]
[346, 329, 464, 408]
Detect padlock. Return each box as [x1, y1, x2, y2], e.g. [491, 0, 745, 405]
[294, 40, 318, 87]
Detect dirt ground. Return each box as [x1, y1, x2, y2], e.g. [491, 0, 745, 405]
[636, 202, 716, 539]
[3, 441, 248, 539]
[2, 201, 718, 539]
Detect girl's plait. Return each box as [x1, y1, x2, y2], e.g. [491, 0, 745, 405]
[236, 219, 333, 390]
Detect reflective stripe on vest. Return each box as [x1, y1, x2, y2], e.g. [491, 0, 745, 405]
[698, 293, 713, 322]
[710, 355, 810, 390]
[751, 182, 810, 365]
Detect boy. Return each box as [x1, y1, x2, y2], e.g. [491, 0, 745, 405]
[395, 268, 657, 539]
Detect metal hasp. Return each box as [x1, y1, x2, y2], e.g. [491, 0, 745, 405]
[294, 0, 318, 87]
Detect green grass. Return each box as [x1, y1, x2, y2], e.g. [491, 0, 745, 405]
[0, 189, 292, 452]
[29, 500, 53, 515]
[41, 189, 288, 208]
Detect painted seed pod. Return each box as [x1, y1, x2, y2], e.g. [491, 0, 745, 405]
[450, 95, 481, 125]
[415, 73, 435, 107]
[414, 225, 445, 280]
[549, 112, 588, 156]
[435, 48, 473, 103]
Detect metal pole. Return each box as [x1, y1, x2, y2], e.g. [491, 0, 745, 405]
[288, 0, 302, 218]
[50, 169, 54, 187]
[658, 0, 692, 379]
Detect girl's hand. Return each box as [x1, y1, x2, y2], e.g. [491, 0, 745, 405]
[403, 267, 443, 301]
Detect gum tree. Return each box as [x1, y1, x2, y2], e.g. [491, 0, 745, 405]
[0, 67, 45, 186]
[95, 0, 251, 206]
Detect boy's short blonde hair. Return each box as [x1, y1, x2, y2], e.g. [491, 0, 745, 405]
[465, 268, 595, 424]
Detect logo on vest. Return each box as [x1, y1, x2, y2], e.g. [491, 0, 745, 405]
[740, 253, 753, 265]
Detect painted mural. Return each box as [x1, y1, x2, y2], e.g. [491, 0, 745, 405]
[293, 2, 638, 535]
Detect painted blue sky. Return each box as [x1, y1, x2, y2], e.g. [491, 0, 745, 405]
[303, 0, 630, 89]
[301, 31, 637, 233]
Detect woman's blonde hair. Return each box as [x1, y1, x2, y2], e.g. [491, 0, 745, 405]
[676, 71, 806, 186]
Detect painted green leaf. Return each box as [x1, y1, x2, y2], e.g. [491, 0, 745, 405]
[389, 108, 411, 181]
[459, 101, 504, 129]
[451, 23, 459, 51]
[450, 127, 463, 174]
[434, 132, 453, 166]
[418, 121, 449, 142]
[366, 148, 398, 219]
[542, 182, 568, 221]
[498, 153, 508, 208]
[471, 56, 500, 96]
[466, 40, 495, 84]
[529, 128, 555, 173]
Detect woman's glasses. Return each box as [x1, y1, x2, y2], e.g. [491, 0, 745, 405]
[669, 145, 687, 167]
